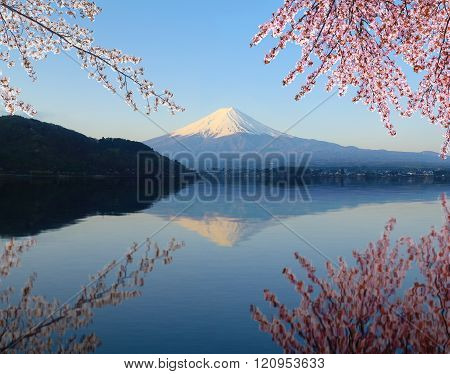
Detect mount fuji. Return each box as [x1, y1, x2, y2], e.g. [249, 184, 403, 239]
[144, 107, 447, 168]
[169, 107, 285, 138]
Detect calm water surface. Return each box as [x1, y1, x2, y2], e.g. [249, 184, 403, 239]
[1, 178, 448, 353]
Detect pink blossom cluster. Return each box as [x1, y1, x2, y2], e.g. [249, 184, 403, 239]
[0, 0, 183, 116]
[251, 194, 449, 353]
[252, 1, 449, 157]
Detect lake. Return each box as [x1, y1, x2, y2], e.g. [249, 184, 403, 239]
[0, 177, 448, 353]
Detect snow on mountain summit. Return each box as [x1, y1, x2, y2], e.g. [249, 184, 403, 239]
[170, 107, 285, 138]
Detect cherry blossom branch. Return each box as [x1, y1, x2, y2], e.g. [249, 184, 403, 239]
[0, 238, 184, 353]
[0, 0, 183, 116]
[252, 194, 449, 353]
[252, 0, 450, 158]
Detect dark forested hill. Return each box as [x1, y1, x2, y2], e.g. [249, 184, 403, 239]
[0, 115, 187, 177]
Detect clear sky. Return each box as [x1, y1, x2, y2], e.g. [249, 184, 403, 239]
[3, 0, 445, 152]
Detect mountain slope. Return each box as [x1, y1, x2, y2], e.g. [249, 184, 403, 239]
[0, 115, 187, 176]
[145, 108, 448, 168]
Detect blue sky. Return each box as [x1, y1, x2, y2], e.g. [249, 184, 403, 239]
[4, 0, 444, 152]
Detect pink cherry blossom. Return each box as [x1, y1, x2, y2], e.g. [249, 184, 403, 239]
[251, 194, 449, 353]
[252, 1, 449, 158]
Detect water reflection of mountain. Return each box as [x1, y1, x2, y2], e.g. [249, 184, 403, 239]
[1, 178, 448, 242]
[147, 182, 450, 246]
[174, 215, 273, 247]
[0, 177, 162, 237]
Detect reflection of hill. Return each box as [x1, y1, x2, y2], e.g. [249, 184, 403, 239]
[0, 177, 165, 237]
[147, 182, 450, 246]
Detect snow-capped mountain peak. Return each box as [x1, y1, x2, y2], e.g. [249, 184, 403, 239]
[144, 107, 445, 168]
[170, 107, 284, 138]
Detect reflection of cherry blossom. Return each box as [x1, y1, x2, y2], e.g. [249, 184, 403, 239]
[252, 1, 449, 157]
[0, 238, 184, 353]
[0, 1, 183, 116]
[251, 194, 449, 353]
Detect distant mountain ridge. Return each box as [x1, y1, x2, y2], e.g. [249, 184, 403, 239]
[145, 108, 448, 169]
[0, 115, 186, 176]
